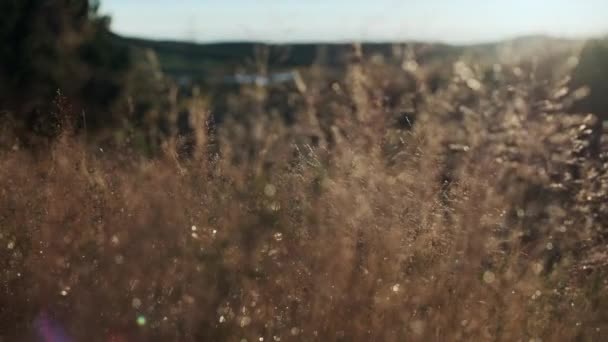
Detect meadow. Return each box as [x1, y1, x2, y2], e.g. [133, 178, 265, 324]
[1, 39, 608, 341]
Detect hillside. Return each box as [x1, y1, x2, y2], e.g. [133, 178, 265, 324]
[118, 35, 584, 81]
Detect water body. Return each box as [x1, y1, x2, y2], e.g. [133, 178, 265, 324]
[223, 71, 299, 86]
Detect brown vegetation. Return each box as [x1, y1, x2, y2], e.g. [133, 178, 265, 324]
[1, 46, 607, 341]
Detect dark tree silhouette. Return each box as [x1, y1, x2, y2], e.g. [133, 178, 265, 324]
[0, 0, 131, 135]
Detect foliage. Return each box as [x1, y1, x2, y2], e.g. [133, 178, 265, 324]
[571, 38, 608, 120]
[1, 43, 607, 341]
[0, 0, 130, 136]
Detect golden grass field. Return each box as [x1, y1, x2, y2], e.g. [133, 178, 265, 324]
[1, 44, 607, 341]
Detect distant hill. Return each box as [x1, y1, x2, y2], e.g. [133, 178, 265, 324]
[118, 36, 458, 80]
[116, 35, 583, 82]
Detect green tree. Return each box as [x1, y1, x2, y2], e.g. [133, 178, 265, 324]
[0, 0, 131, 135]
[572, 38, 608, 121]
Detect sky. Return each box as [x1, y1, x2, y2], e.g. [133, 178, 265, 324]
[100, 0, 608, 44]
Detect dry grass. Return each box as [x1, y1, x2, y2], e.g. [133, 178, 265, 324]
[1, 48, 607, 341]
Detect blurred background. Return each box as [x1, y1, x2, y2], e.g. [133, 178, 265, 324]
[1, 0, 607, 154]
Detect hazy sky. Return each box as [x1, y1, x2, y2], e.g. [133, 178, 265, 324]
[100, 0, 608, 43]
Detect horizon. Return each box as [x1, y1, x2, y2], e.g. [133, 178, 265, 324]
[121, 33, 588, 47]
[100, 0, 608, 44]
